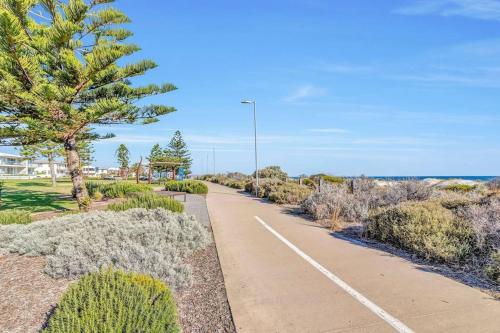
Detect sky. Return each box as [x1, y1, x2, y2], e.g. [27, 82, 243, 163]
[8, 0, 500, 176]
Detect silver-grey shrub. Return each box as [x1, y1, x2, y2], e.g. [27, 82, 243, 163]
[301, 184, 367, 221]
[0, 209, 210, 290]
[302, 179, 434, 222]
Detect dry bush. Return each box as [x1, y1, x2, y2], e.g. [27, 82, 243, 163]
[487, 177, 500, 192]
[0, 209, 210, 290]
[302, 179, 433, 222]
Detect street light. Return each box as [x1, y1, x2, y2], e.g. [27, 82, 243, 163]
[241, 99, 259, 197]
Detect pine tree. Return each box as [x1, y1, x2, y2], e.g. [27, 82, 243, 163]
[147, 143, 165, 177]
[115, 143, 129, 178]
[21, 141, 62, 187]
[0, 0, 176, 209]
[166, 130, 192, 175]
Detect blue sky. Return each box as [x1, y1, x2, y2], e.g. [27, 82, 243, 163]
[10, 0, 500, 176]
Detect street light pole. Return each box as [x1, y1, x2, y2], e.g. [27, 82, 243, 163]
[241, 100, 259, 197]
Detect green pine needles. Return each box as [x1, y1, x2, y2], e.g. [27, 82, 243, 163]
[43, 268, 181, 333]
[0, 0, 177, 209]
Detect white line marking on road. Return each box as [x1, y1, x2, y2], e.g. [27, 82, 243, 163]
[254, 216, 415, 333]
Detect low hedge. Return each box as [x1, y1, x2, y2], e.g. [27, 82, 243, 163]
[85, 181, 152, 199]
[43, 269, 180, 333]
[164, 180, 208, 194]
[107, 193, 184, 213]
[364, 201, 475, 263]
[322, 175, 345, 184]
[0, 209, 32, 225]
[444, 184, 476, 193]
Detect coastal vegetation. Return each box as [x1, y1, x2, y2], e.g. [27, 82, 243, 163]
[43, 269, 180, 333]
[204, 170, 499, 285]
[0, 209, 32, 225]
[165, 180, 208, 194]
[85, 181, 152, 199]
[302, 177, 499, 284]
[0, 208, 209, 290]
[107, 192, 184, 213]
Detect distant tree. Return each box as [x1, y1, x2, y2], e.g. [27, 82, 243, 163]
[0, 0, 177, 210]
[166, 131, 192, 175]
[115, 144, 130, 179]
[147, 143, 166, 178]
[21, 141, 63, 187]
[77, 141, 95, 167]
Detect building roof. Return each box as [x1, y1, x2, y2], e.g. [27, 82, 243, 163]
[0, 152, 26, 158]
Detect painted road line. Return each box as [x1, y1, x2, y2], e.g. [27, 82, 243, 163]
[254, 216, 415, 333]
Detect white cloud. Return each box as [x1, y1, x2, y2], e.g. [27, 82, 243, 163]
[283, 85, 327, 103]
[306, 128, 351, 133]
[396, 0, 500, 21]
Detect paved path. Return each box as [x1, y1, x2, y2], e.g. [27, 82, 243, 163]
[157, 191, 211, 226]
[206, 182, 500, 333]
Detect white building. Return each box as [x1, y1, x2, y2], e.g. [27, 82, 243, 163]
[0, 152, 35, 178]
[33, 160, 69, 178]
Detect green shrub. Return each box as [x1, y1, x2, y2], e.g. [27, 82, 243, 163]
[107, 193, 184, 213]
[364, 201, 475, 263]
[268, 182, 312, 205]
[0, 209, 32, 225]
[302, 178, 316, 188]
[92, 190, 103, 201]
[322, 175, 345, 184]
[43, 268, 180, 333]
[485, 251, 500, 283]
[164, 180, 208, 194]
[85, 181, 152, 198]
[444, 184, 476, 193]
[253, 166, 288, 181]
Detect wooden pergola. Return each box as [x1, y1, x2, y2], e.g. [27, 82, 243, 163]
[147, 161, 184, 183]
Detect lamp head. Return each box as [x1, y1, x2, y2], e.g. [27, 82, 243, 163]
[241, 100, 254, 104]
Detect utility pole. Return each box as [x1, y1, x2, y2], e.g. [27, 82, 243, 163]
[213, 148, 216, 175]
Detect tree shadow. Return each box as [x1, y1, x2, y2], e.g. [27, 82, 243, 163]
[0, 189, 74, 212]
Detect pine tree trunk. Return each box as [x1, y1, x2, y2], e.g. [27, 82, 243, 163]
[136, 157, 143, 184]
[48, 153, 57, 187]
[64, 136, 89, 210]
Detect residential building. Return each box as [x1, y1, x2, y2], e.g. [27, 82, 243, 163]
[82, 165, 97, 176]
[33, 160, 69, 178]
[0, 152, 35, 178]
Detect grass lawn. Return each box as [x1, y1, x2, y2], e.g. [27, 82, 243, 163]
[0, 178, 164, 213]
[1, 178, 76, 212]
